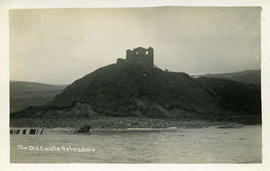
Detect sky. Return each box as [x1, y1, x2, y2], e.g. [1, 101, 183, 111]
[10, 7, 261, 85]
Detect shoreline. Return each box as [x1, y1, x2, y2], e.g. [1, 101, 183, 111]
[9, 116, 257, 129]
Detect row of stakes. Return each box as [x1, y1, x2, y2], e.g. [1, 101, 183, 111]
[10, 128, 44, 135]
[73, 125, 91, 133]
[10, 125, 91, 135]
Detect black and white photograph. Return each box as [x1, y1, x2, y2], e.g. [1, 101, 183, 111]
[8, 6, 263, 163]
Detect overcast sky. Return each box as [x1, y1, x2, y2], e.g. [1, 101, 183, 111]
[10, 7, 261, 85]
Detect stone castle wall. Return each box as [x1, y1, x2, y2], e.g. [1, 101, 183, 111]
[117, 47, 154, 67]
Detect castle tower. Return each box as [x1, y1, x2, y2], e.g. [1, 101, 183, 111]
[117, 47, 154, 67]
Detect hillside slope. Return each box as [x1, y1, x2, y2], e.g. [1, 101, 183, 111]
[10, 81, 66, 112]
[200, 70, 260, 85]
[10, 81, 66, 92]
[12, 63, 261, 123]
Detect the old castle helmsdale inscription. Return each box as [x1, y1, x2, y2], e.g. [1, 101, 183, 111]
[10, 7, 261, 163]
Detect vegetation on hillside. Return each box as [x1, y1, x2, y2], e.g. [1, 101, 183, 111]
[11, 63, 261, 124]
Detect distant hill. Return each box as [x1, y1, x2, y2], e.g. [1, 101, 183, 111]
[12, 64, 261, 124]
[198, 70, 261, 85]
[10, 81, 66, 92]
[10, 81, 66, 112]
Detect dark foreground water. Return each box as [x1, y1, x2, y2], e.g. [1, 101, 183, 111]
[10, 126, 261, 163]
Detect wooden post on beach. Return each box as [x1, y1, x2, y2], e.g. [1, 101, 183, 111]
[29, 129, 36, 134]
[40, 128, 44, 134]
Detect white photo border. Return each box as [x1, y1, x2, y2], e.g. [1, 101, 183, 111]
[0, 0, 269, 171]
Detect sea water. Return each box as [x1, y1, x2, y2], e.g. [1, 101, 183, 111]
[10, 126, 261, 163]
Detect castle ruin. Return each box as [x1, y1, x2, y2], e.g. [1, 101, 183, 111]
[117, 47, 154, 67]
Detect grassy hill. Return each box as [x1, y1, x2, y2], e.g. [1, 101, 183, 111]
[10, 81, 66, 112]
[199, 70, 260, 85]
[12, 64, 261, 124]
